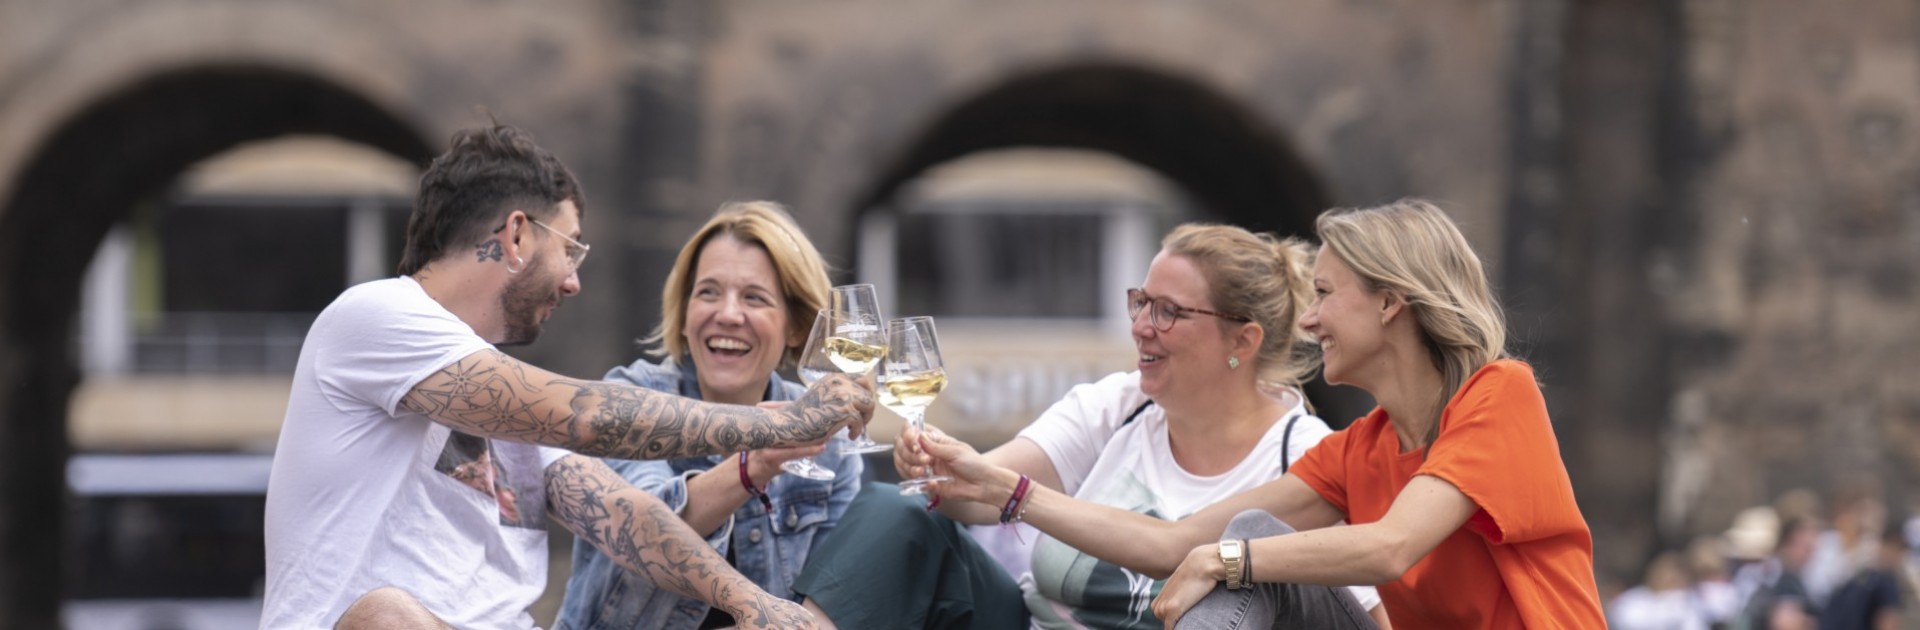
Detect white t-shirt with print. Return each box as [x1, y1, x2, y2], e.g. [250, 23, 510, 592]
[1016, 371, 1381, 630]
[262, 276, 569, 630]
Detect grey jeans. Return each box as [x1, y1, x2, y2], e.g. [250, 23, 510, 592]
[1173, 509, 1380, 630]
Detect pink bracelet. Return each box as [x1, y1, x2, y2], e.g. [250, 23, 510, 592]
[999, 475, 1031, 524]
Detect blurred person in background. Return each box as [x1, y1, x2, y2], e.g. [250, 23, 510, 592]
[263, 124, 872, 630]
[1730, 505, 1785, 605]
[1687, 534, 1743, 628]
[1608, 551, 1700, 630]
[556, 201, 862, 629]
[1805, 482, 1887, 608]
[795, 223, 1388, 629]
[1741, 516, 1823, 630]
[1040, 199, 1602, 628]
[1816, 516, 1906, 630]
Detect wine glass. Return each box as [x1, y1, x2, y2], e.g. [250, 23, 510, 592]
[829, 284, 894, 455]
[883, 316, 949, 494]
[779, 311, 841, 480]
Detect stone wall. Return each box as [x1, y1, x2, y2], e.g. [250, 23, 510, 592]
[5, 0, 1920, 621]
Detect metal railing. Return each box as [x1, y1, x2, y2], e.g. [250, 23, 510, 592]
[127, 312, 316, 374]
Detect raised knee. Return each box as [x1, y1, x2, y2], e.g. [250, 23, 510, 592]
[1224, 508, 1295, 538]
[335, 586, 441, 630]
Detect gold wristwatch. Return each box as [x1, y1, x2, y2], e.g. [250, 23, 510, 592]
[1218, 539, 1245, 590]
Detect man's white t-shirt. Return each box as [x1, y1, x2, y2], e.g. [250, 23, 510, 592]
[1016, 371, 1381, 630]
[262, 277, 569, 630]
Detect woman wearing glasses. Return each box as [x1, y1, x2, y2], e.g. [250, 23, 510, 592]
[793, 224, 1389, 629]
[554, 201, 862, 630]
[936, 200, 1604, 629]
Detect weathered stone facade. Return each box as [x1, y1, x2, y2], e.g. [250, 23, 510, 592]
[3, 0, 1918, 624]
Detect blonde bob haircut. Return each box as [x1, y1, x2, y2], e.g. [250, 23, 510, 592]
[645, 201, 831, 368]
[1315, 198, 1508, 442]
[1161, 223, 1321, 392]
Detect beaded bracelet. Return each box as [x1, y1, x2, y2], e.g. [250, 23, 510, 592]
[738, 451, 773, 513]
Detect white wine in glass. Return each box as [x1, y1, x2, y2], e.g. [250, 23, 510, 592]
[885, 316, 950, 494]
[824, 334, 885, 375]
[831, 284, 894, 455]
[879, 370, 947, 415]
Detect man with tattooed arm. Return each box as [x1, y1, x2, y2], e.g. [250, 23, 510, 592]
[260, 124, 871, 630]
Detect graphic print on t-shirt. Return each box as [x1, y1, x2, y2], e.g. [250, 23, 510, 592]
[434, 431, 544, 529]
[1028, 468, 1166, 630]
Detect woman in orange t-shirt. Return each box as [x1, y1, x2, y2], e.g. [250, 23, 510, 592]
[1141, 198, 1606, 628]
[918, 199, 1602, 628]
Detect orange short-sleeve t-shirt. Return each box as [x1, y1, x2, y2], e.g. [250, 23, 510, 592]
[1290, 360, 1604, 629]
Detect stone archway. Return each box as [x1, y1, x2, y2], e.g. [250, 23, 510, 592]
[0, 65, 430, 626]
[850, 63, 1373, 424]
[857, 64, 1330, 233]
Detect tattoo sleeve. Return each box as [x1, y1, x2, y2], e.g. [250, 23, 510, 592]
[545, 456, 815, 628]
[545, 456, 746, 609]
[400, 350, 870, 460]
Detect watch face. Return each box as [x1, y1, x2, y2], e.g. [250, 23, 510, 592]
[1220, 541, 1243, 559]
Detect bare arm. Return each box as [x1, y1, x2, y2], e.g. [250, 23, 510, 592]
[893, 424, 1060, 525]
[544, 454, 814, 629]
[679, 445, 823, 535]
[919, 430, 1345, 578]
[400, 349, 870, 460]
[1153, 475, 1477, 625]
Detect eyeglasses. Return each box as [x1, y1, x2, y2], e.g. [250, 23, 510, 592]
[1126, 288, 1250, 332]
[495, 215, 591, 269]
[527, 219, 590, 269]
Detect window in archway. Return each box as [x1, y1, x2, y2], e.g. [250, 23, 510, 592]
[861, 148, 1191, 325]
[855, 148, 1201, 442]
[78, 135, 418, 376]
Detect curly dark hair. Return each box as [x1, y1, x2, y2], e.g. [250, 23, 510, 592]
[397, 124, 585, 275]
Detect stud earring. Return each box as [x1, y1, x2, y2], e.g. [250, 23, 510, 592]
[1227, 356, 1240, 370]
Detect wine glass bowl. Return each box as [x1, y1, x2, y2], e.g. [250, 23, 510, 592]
[778, 309, 841, 481]
[884, 316, 950, 494]
[829, 285, 895, 455]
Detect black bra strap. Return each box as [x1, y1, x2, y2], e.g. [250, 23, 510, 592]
[1280, 413, 1301, 474]
[1120, 400, 1155, 426]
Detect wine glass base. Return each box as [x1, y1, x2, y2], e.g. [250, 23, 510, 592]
[780, 459, 837, 481]
[838, 442, 895, 455]
[898, 476, 950, 495]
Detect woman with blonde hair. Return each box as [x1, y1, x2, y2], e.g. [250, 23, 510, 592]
[800, 223, 1388, 629]
[556, 200, 861, 629]
[924, 199, 1602, 628]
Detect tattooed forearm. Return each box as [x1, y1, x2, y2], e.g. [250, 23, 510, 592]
[400, 350, 870, 460]
[563, 373, 869, 460]
[546, 456, 816, 628]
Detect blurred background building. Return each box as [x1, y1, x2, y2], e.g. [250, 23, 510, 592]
[1, 0, 1917, 627]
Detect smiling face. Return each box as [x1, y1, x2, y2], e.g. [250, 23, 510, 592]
[498, 200, 584, 346]
[1301, 244, 1388, 389]
[681, 234, 793, 405]
[1131, 250, 1240, 404]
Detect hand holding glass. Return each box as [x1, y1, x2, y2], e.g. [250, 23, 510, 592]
[829, 284, 894, 455]
[778, 310, 844, 480]
[884, 316, 949, 494]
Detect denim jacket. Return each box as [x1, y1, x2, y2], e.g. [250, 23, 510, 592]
[554, 357, 864, 630]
